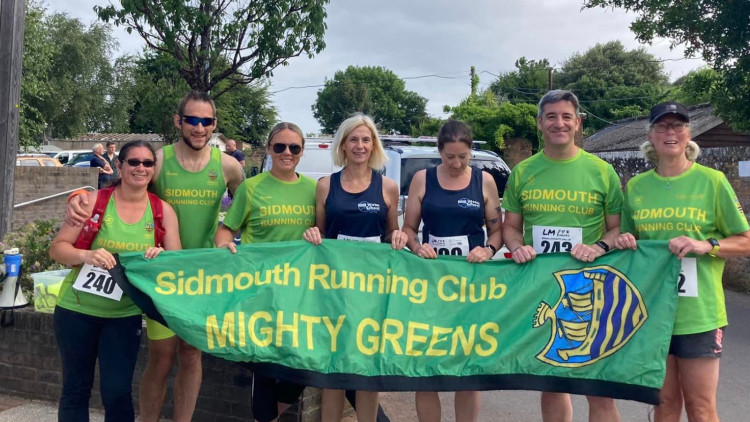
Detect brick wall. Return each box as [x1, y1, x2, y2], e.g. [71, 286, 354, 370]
[0, 310, 321, 422]
[594, 146, 750, 291]
[11, 167, 98, 229]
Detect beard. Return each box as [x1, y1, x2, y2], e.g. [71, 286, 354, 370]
[181, 132, 208, 151]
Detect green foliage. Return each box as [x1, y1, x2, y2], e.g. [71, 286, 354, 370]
[0, 220, 65, 293]
[489, 57, 551, 104]
[670, 68, 720, 106]
[555, 41, 669, 132]
[313, 66, 428, 134]
[128, 50, 277, 145]
[20, 2, 131, 146]
[95, 0, 329, 97]
[584, 0, 750, 130]
[447, 91, 539, 152]
[410, 116, 445, 138]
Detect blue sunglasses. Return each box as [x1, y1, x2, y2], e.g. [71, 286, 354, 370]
[182, 115, 216, 127]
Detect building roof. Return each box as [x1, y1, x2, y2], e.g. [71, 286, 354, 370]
[55, 133, 165, 143]
[584, 104, 723, 152]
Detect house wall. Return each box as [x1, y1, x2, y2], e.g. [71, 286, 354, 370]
[594, 146, 750, 291]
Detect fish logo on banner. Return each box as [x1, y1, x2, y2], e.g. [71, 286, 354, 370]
[533, 266, 648, 367]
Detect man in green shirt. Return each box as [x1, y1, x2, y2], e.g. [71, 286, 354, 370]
[67, 91, 244, 422]
[502, 90, 623, 422]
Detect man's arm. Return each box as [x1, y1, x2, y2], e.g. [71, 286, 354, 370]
[221, 154, 245, 195]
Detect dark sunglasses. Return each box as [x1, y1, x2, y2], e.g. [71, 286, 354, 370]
[271, 143, 302, 155]
[182, 115, 216, 127]
[124, 158, 156, 168]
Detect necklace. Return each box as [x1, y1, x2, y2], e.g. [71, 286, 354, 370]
[658, 160, 690, 189]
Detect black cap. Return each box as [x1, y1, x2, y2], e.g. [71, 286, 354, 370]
[649, 102, 690, 124]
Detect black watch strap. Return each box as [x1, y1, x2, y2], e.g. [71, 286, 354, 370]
[595, 240, 610, 253]
[486, 244, 498, 254]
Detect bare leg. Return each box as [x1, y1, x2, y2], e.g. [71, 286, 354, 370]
[541, 392, 572, 422]
[454, 391, 480, 422]
[586, 396, 620, 422]
[416, 391, 441, 422]
[355, 390, 379, 422]
[679, 357, 720, 422]
[172, 339, 202, 422]
[139, 337, 177, 422]
[654, 356, 683, 422]
[321, 389, 347, 422]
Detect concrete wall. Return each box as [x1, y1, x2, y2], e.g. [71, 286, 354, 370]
[12, 167, 98, 229]
[593, 146, 750, 291]
[0, 310, 320, 422]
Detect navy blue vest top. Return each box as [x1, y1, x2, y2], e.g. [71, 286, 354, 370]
[421, 166, 486, 253]
[325, 169, 387, 241]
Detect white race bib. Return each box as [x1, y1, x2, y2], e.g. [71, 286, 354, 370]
[532, 226, 583, 254]
[678, 258, 698, 297]
[72, 264, 123, 301]
[428, 234, 470, 256]
[337, 234, 381, 243]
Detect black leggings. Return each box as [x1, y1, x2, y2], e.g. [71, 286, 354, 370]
[54, 306, 142, 422]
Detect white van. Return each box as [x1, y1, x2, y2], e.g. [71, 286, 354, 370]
[259, 138, 342, 180]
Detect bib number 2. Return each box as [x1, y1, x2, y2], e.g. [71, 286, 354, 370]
[678, 258, 698, 297]
[73, 264, 123, 301]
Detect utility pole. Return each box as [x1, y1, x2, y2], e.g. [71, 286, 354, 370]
[548, 68, 554, 91]
[0, 0, 26, 239]
[470, 66, 479, 96]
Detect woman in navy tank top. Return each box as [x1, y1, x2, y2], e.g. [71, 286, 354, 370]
[402, 120, 503, 422]
[303, 114, 407, 422]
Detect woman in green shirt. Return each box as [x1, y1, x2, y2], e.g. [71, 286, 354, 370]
[614, 102, 750, 422]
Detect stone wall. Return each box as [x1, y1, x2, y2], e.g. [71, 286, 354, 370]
[594, 146, 750, 292]
[11, 167, 98, 229]
[0, 310, 320, 422]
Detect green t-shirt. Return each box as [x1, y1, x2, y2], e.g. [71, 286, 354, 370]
[621, 163, 749, 335]
[57, 195, 153, 317]
[503, 149, 624, 246]
[152, 145, 226, 249]
[222, 172, 316, 243]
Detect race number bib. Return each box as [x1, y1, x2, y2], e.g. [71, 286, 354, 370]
[428, 234, 470, 256]
[337, 234, 381, 243]
[72, 264, 123, 301]
[677, 258, 698, 297]
[532, 226, 582, 254]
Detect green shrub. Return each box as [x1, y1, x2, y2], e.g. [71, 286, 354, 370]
[1, 219, 65, 296]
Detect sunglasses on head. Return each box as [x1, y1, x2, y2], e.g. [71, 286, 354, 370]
[124, 158, 156, 168]
[182, 115, 216, 127]
[271, 143, 302, 155]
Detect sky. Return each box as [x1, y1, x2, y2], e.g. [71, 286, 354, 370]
[54, 0, 707, 134]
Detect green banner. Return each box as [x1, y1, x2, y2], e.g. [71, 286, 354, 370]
[113, 240, 679, 404]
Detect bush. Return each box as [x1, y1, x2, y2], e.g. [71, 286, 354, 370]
[1, 220, 65, 297]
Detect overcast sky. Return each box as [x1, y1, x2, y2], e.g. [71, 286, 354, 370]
[54, 0, 706, 134]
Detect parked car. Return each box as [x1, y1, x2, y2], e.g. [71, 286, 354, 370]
[16, 154, 63, 167]
[53, 150, 91, 166]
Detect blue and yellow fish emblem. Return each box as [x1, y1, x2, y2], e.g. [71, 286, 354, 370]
[534, 265, 648, 367]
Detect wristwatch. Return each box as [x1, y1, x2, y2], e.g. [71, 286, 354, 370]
[707, 238, 720, 257]
[595, 240, 610, 253]
[486, 244, 498, 254]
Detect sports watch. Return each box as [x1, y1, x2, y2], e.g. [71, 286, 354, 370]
[707, 238, 720, 257]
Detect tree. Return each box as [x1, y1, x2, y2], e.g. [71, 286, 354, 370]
[313, 66, 428, 135]
[128, 50, 277, 145]
[95, 0, 329, 98]
[555, 41, 669, 133]
[670, 68, 720, 106]
[447, 90, 539, 152]
[584, 0, 750, 130]
[19, 0, 54, 148]
[489, 57, 551, 104]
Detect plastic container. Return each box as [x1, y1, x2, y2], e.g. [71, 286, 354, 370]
[30, 269, 70, 313]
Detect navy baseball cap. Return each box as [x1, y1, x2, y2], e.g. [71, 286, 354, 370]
[649, 102, 690, 124]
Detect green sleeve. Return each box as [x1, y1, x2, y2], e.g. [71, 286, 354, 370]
[604, 164, 624, 216]
[502, 169, 522, 213]
[715, 175, 750, 236]
[222, 179, 251, 232]
[620, 184, 635, 235]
